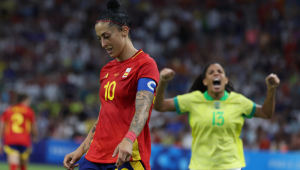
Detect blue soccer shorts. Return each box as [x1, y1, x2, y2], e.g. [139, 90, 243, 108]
[3, 145, 32, 160]
[79, 158, 145, 170]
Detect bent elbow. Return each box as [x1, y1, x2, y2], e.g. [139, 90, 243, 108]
[264, 112, 273, 119]
[153, 105, 162, 111]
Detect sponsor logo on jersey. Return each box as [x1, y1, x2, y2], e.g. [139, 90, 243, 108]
[214, 102, 220, 109]
[103, 73, 109, 79]
[114, 73, 119, 77]
[122, 68, 131, 78]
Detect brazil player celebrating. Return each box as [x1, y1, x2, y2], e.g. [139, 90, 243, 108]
[0, 94, 38, 170]
[154, 63, 280, 170]
[63, 0, 159, 170]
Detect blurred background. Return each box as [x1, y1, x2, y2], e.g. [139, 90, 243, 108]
[0, 0, 300, 169]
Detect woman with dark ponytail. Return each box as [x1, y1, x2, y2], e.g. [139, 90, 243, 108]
[154, 63, 280, 170]
[63, 1, 159, 170]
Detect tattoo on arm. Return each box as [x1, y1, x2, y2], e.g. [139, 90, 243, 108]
[83, 143, 87, 153]
[82, 122, 98, 153]
[125, 138, 134, 144]
[92, 123, 97, 133]
[88, 123, 97, 146]
[128, 90, 154, 137]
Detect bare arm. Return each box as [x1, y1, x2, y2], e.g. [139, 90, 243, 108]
[0, 121, 4, 154]
[153, 68, 176, 112]
[31, 122, 38, 142]
[113, 90, 155, 168]
[78, 117, 98, 154]
[153, 81, 176, 112]
[254, 88, 276, 118]
[64, 104, 101, 169]
[77, 105, 101, 154]
[254, 74, 280, 119]
[128, 90, 154, 137]
[0, 121, 4, 143]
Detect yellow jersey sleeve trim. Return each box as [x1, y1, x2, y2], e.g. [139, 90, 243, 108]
[244, 102, 256, 118]
[174, 97, 183, 115]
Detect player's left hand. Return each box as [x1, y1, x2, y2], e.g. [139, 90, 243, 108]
[266, 73, 280, 89]
[112, 138, 133, 168]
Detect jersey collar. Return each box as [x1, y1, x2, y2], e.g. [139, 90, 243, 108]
[116, 49, 143, 63]
[204, 91, 229, 101]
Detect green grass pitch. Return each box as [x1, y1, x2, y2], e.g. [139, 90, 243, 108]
[0, 162, 70, 170]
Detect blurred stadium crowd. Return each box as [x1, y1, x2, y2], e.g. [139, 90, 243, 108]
[0, 0, 300, 152]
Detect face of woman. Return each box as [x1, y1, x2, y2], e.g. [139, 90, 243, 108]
[95, 22, 127, 58]
[203, 64, 228, 93]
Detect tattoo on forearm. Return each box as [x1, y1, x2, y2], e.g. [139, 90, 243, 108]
[125, 138, 134, 144]
[129, 90, 154, 136]
[89, 137, 93, 145]
[92, 123, 97, 133]
[83, 123, 97, 153]
[83, 143, 87, 152]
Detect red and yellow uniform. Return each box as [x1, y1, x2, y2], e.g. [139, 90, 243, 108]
[0, 104, 36, 159]
[1, 104, 36, 147]
[85, 50, 159, 170]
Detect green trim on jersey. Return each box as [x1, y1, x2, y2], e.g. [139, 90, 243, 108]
[203, 91, 229, 101]
[174, 97, 191, 123]
[244, 102, 257, 118]
[173, 91, 256, 169]
[174, 97, 182, 115]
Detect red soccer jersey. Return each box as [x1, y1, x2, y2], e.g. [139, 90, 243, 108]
[0, 104, 36, 147]
[85, 50, 159, 170]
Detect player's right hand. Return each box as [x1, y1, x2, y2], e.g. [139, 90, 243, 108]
[63, 149, 82, 170]
[160, 68, 175, 82]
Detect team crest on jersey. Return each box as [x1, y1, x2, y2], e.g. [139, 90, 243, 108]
[122, 68, 131, 78]
[214, 102, 220, 109]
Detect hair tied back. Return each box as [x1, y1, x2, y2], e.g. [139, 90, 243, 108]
[107, 0, 121, 10]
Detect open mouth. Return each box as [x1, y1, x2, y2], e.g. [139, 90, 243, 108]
[213, 78, 221, 88]
[106, 48, 113, 54]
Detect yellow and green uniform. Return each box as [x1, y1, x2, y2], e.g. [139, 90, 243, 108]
[174, 91, 256, 170]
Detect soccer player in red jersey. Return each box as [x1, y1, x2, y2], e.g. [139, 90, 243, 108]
[0, 94, 38, 170]
[63, 0, 159, 170]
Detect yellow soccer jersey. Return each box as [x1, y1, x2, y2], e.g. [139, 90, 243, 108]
[174, 91, 256, 170]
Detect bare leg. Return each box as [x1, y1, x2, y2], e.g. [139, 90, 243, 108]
[20, 158, 28, 170]
[7, 154, 20, 170]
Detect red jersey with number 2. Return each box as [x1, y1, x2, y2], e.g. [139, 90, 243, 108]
[0, 104, 36, 147]
[85, 50, 159, 170]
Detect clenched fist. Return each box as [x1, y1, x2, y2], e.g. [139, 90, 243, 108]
[266, 73, 280, 89]
[160, 68, 175, 82]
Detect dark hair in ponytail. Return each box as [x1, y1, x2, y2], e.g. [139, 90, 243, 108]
[189, 63, 235, 93]
[96, 0, 132, 35]
[17, 93, 29, 103]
